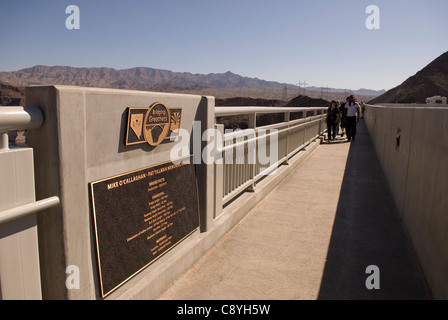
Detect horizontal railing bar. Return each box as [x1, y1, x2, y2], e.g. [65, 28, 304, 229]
[219, 130, 275, 153]
[221, 115, 321, 138]
[0, 106, 44, 131]
[222, 178, 256, 205]
[255, 155, 289, 179]
[215, 106, 327, 117]
[258, 115, 323, 132]
[223, 128, 258, 139]
[0, 196, 60, 225]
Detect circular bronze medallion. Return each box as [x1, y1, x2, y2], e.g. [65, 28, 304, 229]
[143, 103, 170, 147]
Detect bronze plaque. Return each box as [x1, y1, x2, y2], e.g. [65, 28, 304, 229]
[89, 156, 199, 298]
[125, 103, 182, 146]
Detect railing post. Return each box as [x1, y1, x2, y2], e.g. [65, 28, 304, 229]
[0, 132, 8, 151]
[303, 110, 308, 145]
[284, 111, 290, 164]
[247, 112, 256, 192]
[214, 124, 224, 219]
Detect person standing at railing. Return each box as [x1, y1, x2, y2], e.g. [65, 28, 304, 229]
[326, 100, 341, 142]
[345, 95, 360, 142]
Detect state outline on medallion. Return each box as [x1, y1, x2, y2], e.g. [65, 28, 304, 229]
[125, 102, 182, 147]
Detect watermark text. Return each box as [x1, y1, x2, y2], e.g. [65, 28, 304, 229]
[66, 5, 80, 30]
[365, 5, 380, 30]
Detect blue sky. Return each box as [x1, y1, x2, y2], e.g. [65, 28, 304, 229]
[0, 0, 447, 91]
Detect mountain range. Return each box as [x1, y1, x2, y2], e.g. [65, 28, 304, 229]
[0, 66, 384, 106]
[369, 51, 448, 104]
[0, 66, 288, 91]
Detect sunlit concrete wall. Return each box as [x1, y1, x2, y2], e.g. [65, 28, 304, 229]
[26, 85, 215, 299]
[365, 104, 448, 299]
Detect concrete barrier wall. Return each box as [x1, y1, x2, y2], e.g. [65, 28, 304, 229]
[365, 104, 448, 299]
[26, 85, 216, 299]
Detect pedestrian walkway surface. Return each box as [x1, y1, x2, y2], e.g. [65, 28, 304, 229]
[158, 121, 430, 300]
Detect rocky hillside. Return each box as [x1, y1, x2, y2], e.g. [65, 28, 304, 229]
[283, 95, 329, 108]
[216, 97, 285, 107]
[369, 51, 448, 104]
[215, 95, 330, 130]
[0, 81, 25, 105]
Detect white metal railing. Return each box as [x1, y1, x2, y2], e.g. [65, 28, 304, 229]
[214, 106, 327, 215]
[0, 197, 60, 225]
[0, 106, 60, 300]
[0, 106, 44, 150]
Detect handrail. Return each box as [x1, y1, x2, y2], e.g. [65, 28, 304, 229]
[0, 196, 60, 225]
[0, 106, 44, 150]
[215, 106, 327, 117]
[0, 106, 44, 131]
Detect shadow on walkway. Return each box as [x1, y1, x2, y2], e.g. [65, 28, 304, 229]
[317, 120, 430, 299]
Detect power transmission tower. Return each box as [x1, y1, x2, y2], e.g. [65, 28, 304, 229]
[321, 85, 330, 100]
[297, 81, 307, 96]
[282, 84, 288, 101]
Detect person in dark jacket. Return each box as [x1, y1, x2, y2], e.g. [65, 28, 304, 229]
[326, 100, 340, 142]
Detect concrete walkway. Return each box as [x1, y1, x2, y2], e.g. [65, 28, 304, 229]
[158, 121, 430, 300]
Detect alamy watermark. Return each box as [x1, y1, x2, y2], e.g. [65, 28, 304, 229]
[365, 265, 380, 290]
[365, 5, 380, 30]
[66, 264, 381, 291]
[66, 265, 80, 290]
[66, 5, 379, 31]
[170, 122, 279, 175]
[66, 5, 80, 30]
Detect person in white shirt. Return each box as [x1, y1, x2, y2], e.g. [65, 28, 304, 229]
[344, 95, 360, 142]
